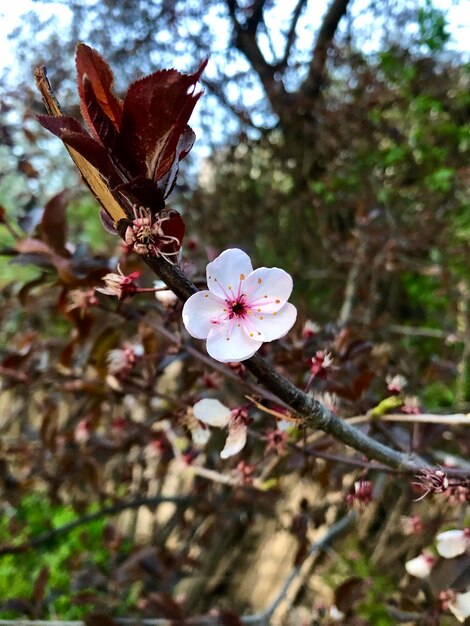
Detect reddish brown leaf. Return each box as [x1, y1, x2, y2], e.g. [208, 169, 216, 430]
[82, 77, 132, 179]
[18, 275, 48, 306]
[158, 126, 195, 198]
[38, 115, 117, 182]
[120, 59, 207, 182]
[84, 613, 118, 626]
[116, 177, 166, 214]
[33, 566, 50, 616]
[335, 577, 368, 614]
[37, 114, 87, 138]
[18, 159, 39, 178]
[60, 132, 117, 181]
[157, 209, 185, 259]
[16, 237, 56, 257]
[40, 189, 73, 257]
[76, 43, 123, 133]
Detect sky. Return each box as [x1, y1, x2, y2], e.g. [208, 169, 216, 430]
[1, 0, 470, 74]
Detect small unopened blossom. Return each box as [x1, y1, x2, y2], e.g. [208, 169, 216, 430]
[154, 280, 178, 307]
[436, 529, 470, 559]
[74, 419, 91, 445]
[66, 288, 98, 315]
[106, 344, 144, 376]
[402, 395, 421, 414]
[307, 350, 334, 388]
[314, 391, 338, 413]
[386, 374, 407, 393]
[401, 515, 424, 536]
[96, 266, 140, 301]
[265, 428, 288, 455]
[302, 320, 321, 339]
[192, 398, 250, 459]
[448, 590, 470, 623]
[236, 460, 254, 485]
[405, 553, 435, 578]
[347, 480, 373, 507]
[182, 248, 297, 363]
[124, 206, 183, 262]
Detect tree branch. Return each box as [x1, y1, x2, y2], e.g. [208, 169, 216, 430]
[301, 0, 350, 98]
[279, 0, 309, 72]
[224, 0, 290, 120]
[35, 64, 459, 476]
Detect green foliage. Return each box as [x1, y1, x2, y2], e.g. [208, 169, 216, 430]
[0, 494, 130, 619]
[417, 0, 450, 52]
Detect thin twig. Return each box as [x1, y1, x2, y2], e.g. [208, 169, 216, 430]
[348, 413, 470, 425]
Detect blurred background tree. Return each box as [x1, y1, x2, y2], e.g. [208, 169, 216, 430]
[0, 2, 469, 622]
[2, 0, 469, 395]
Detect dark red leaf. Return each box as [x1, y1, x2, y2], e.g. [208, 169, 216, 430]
[335, 577, 368, 614]
[120, 59, 207, 182]
[144, 591, 185, 620]
[84, 613, 118, 626]
[40, 189, 73, 257]
[37, 114, 87, 138]
[158, 126, 195, 198]
[214, 609, 243, 626]
[82, 76, 133, 180]
[160, 210, 185, 256]
[18, 159, 39, 178]
[76, 43, 123, 133]
[116, 177, 166, 214]
[37, 115, 116, 181]
[59, 132, 117, 182]
[33, 566, 50, 616]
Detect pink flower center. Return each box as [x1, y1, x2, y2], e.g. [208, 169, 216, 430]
[227, 297, 249, 319]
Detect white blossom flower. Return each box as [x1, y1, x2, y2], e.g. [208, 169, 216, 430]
[154, 280, 178, 306]
[106, 344, 144, 376]
[405, 553, 435, 578]
[182, 248, 297, 363]
[448, 590, 470, 623]
[436, 529, 470, 558]
[386, 374, 407, 393]
[192, 398, 249, 459]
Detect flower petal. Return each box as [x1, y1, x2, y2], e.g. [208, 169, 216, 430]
[193, 398, 231, 427]
[192, 427, 211, 445]
[245, 302, 297, 342]
[436, 529, 468, 558]
[405, 554, 434, 578]
[206, 248, 253, 300]
[449, 591, 470, 623]
[182, 291, 225, 339]
[244, 267, 293, 313]
[220, 423, 247, 459]
[206, 322, 262, 363]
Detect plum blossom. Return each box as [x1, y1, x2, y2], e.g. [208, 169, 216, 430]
[192, 398, 249, 459]
[386, 374, 407, 393]
[96, 265, 140, 301]
[405, 553, 435, 578]
[124, 207, 183, 262]
[182, 249, 297, 363]
[436, 529, 470, 558]
[107, 344, 144, 376]
[448, 590, 470, 623]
